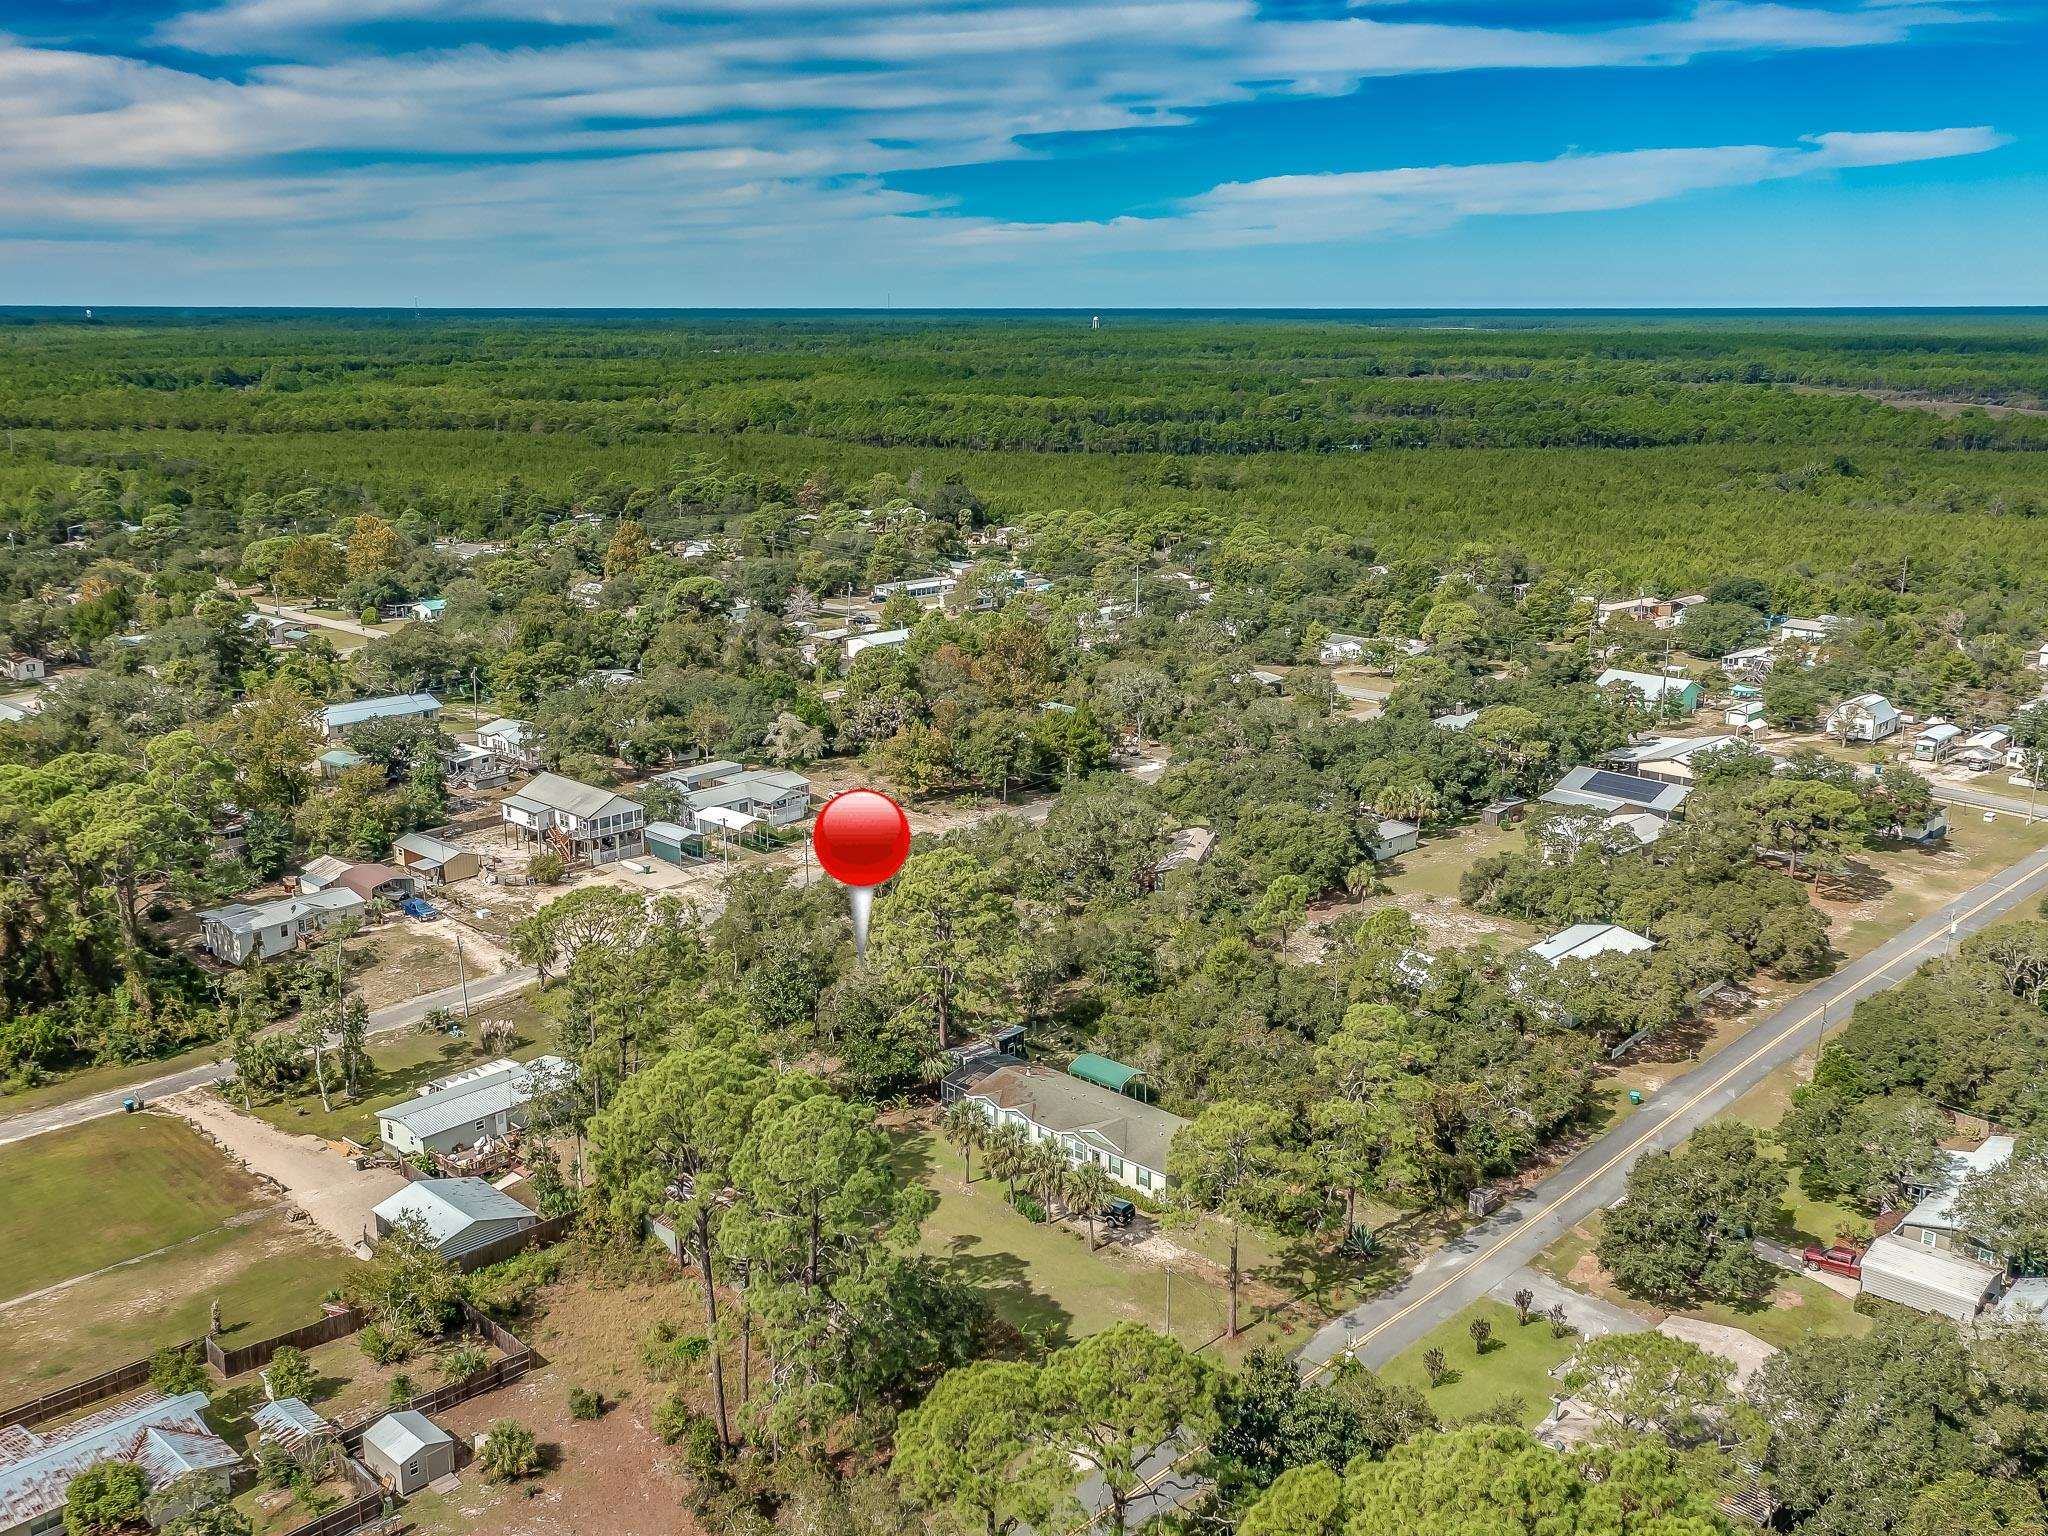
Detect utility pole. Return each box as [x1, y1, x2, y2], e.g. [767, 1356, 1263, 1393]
[454, 929, 473, 1021]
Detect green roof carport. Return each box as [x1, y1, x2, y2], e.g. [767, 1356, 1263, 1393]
[1067, 1054, 1144, 1094]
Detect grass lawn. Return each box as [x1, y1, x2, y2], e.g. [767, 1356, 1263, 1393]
[245, 1006, 548, 1146]
[893, 1126, 1393, 1363]
[1380, 821, 1523, 903]
[0, 1206, 356, 1401]
[0, 1115, 268, 1299]
[1535, 1223, 1868, 1354]
[1825, 811, 2048, 959]
[1380, 1300, 1577, 1428]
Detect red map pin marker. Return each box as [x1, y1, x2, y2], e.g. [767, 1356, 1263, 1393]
[812, 788, 911, 956]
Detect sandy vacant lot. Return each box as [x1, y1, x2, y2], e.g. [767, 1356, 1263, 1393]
[157, 1090, 406, 1251]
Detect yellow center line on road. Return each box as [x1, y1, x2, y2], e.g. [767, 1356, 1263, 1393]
[1303, 859, 2037, 1375]
[1090, 852, 2048, 1520]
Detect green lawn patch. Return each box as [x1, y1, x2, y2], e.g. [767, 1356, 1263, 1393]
[244, 1006, 547, 1146]
[0, 1115, 266, 1299]
[0, 1041, 225, 1122]
[892, 1126, 1386, 1363]
[1380, 1300, 1577, 1428]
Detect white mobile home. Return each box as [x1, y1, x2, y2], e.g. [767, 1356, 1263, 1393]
[198, 888, 365, 965]
[945, 1060, 1187, 1199]
[377, 1055, 573, 1157]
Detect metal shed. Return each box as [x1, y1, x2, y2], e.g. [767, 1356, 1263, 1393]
[1858, 1234, 2000, 1322]
[1067, 1053, 1144, 1096]
[361, 1410, 455, 1495]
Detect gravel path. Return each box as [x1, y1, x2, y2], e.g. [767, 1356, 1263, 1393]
[153, 1092, 404, 1254]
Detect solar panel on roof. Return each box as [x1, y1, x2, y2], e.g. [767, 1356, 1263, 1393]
[1581, 770, 1666, 801]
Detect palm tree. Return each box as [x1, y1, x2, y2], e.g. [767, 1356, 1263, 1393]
[1067, 1162, 1116, 1252]
[1027, 1141, 1070, 1218]
[940, 1100, 986, 1189]
[985, 1122, 1031, 1204]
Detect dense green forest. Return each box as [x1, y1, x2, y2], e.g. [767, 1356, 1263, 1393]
[3, 310, 2047, 585]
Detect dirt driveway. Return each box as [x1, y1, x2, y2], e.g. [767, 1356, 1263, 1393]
[155, 1092, 404, 1254]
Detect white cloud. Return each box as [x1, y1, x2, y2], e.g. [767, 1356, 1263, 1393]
[952, 128, 2014, 251]
[0, 0, 2015, 286]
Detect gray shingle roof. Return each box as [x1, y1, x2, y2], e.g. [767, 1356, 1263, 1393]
[962, 1063, 1188, 1175]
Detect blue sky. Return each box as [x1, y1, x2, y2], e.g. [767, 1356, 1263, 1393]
[0, 0, 2042, 306]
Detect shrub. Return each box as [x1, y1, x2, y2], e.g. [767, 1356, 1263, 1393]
[263, 1345, 315, 1403]
[1547, 1304, 1573, 1339]
[1512, 1288, 1535, 1325]
[443, 1344, 490, 1382]
[678, 1417, 725, 1485]
[1422, 1348, 1450, 1388]
[1468, 1317, 1493, 1354]
[640, 1323, 709, 1380]
[1011, 1194, 1046, 1223]
[254, 1442, 295, 1491]
[64, 1461, 149, 1534]
[387, 1373, 415, 1407]
[568, 1387, 604, 1421]
[528, 851, 569, 886]
[147, 1345, 209, 1397]
[466, 1247, 562, 1322]
[478, 1421, 541, 1482]
[356, 1323, 411, 1364]
[654, 1390, 694, 1446]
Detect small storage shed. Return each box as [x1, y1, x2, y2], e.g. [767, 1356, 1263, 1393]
[362, 1410, 455, 1495]
[251, 1397, 333, 1463]
[1481, 797, 1526, 828]
[645, 820, 700, 865]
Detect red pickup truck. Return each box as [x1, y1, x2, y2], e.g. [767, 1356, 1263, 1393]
[1803, 1245, 1864, 1278]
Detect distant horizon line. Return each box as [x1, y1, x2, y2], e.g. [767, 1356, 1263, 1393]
[4, 303, 2046, 320]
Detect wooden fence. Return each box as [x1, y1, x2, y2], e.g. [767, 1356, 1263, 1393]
[207, 1308, 364, 1379]
[450, 1211, 576, 1274]
[0, 1337, 208, 1429]
[275, 1456, 388, 1536]
[335, 1303, 537, 1449]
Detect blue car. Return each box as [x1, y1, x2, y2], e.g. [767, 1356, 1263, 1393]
[398, 897, 439, 920]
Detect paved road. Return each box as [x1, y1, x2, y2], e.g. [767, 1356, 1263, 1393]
[1934, 780, 2041, 820]
[1301, 838, 2048, 1372]
[252, 600, 388, 639]
[0, 966, 537, 1148]
[1091, 838, 2048, 1530]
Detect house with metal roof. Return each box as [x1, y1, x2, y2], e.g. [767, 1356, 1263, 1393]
[1366, 818, 1421, 862]
[316, 693, 441, 739]
[1604, 734, 1764, 785]
[1914, 722, 1964, 761]
[1593, 669, 1701, 716]
[1858, 1234, 2001, 1323]
[950, 1061, 1187, 1198]
[198, 887, 365, 965]
[501, 771, 644, 867]
[360, 1410, 455, 1496]
[377, 1055, 573, 1157]
[250, 1398, 332, 1461]
[372, 1178, 537, 1262]
[846, 627, 910, 660]
[0, 1392, 238, 1536]
[1539, 766, 1692, 820]
[474, 718, 539, 769]
[392, 831, 480, 886]
[1824, 692, 1901, 743]
[1527, 923, 1656, 968]
[1893, 1135, 2016, 1266]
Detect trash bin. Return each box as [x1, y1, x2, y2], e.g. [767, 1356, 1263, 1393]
[1627, 1089, 1644, 1106]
